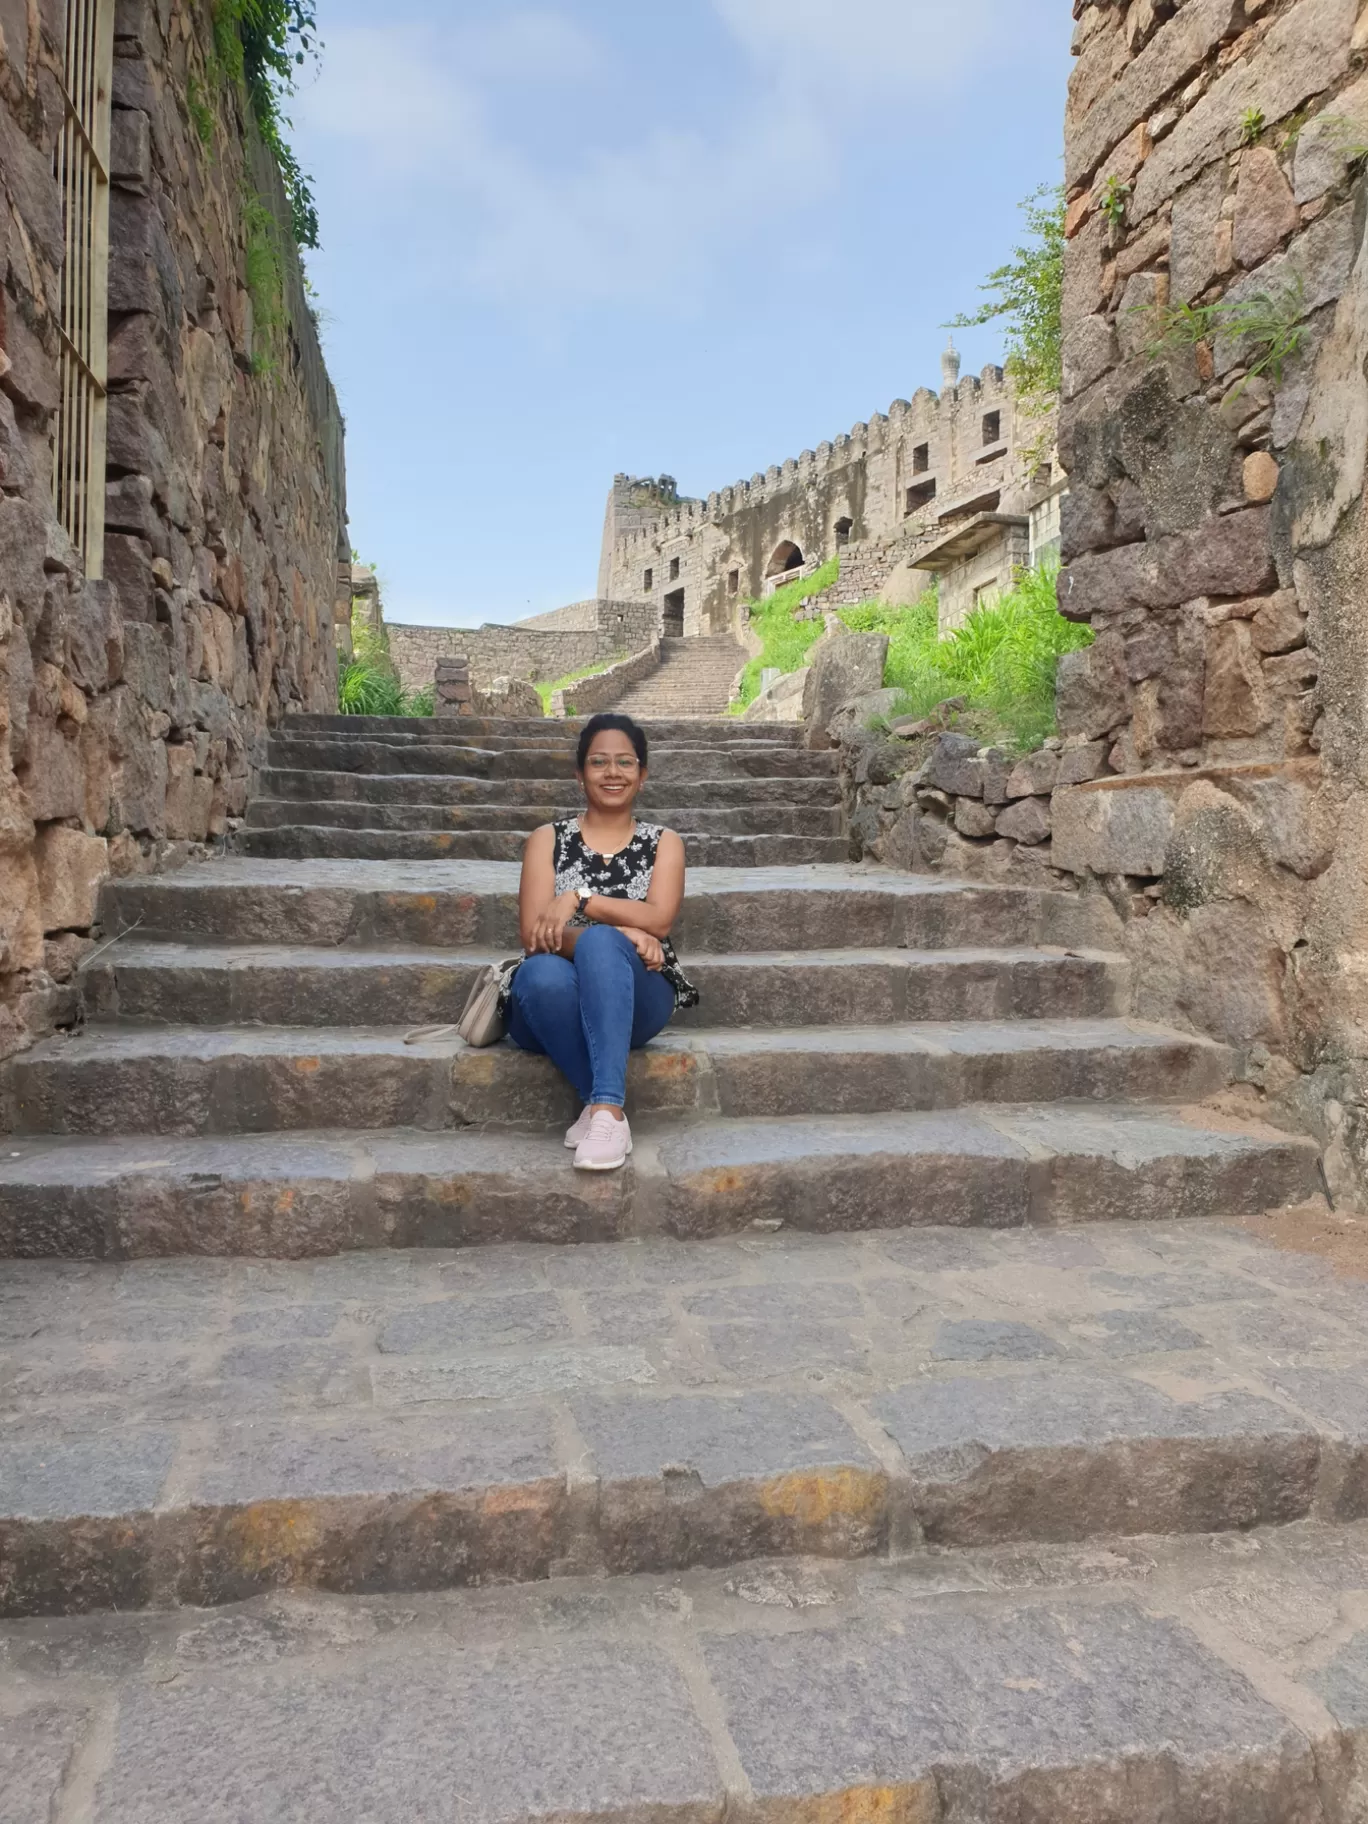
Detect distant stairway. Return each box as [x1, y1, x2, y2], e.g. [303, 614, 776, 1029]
[606, 634, 747, 719]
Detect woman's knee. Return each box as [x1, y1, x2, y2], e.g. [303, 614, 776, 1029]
[573, 924, 633, 969]
[512, 953, 577, 1012]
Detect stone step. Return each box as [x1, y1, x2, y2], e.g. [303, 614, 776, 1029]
[96, 860, 1119, 952]
[283, 714, 805, 746]
[81, 942, 1127, 1030]
[265, 737, 837, 781]
[0, 1104, 1317, 1258]
[10, 1517, 1368, 1821]
[257, 770, 844, 808]
[230, 826, 853, 867]
[0, 1218, 1344, 1617]
[4, 1019, 1225, 1136]
[243, 799, 846, 838]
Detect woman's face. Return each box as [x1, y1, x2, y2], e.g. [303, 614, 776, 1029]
[580, 728, 645, 813]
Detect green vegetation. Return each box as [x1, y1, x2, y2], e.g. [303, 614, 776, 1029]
[212, 0, 320, 247]
[243, 195, 285, 372]
[949, 185, 1064, 422]
[337, 586, 431, 717]
[1098, 175, 1131, 227]
[538, 655, 628, 715]
[734, 557, 841, 706]
[849, 563, 1090, 752]
[1241, 106, 1267, 146]
[1149, 271, 1308, 392]
[187, 73, 216, 146]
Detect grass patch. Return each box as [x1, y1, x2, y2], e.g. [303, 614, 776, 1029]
[338, 591, 433, 717]
[734, 557, 840, 706]
[538, 654, 629, 714]
[845, 563, 1089, 751]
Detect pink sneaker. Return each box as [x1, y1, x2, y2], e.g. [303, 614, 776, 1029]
[565, 1108, 592, 1149]
[574, 1109, 632, 1172]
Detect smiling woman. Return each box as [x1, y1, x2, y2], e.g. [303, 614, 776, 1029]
[503, 713, 698, 1173]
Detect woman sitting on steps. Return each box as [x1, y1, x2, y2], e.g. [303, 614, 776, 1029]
[507, 712, 699, 1173]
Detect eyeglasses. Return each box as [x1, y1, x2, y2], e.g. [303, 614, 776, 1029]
[585, 755, 641, 772]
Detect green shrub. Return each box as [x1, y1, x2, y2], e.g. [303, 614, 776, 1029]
[869, 563, 1091, 751]
[735, 557, 840, 706]
[338, 656, 405, 716]
[538, 654, 628, 715]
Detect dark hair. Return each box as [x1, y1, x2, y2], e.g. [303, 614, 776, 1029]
[576, 713, 648, 771]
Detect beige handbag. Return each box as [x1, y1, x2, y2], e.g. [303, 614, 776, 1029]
[404, 958, 522, 1049]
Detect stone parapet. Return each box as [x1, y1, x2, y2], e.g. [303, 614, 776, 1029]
[389, 600, 657, 694]
[550, 642, 661, 719]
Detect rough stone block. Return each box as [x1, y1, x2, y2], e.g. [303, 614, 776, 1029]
[1059, 509, 1276, 621]
[1056, 740, 1111, 787]
[1055, 636, 1130, 741]
[1005, 748, 1060, 797]
[954, 797, 997, 839]
[995, 796, 1052, 846]
[802, 633, 888, 747]
[21, 720, 84, 823]
[1052, 782, 1176, 876]
[1250, 590, 1307, 655]
[1233, 147, 1300, 270]
[925, 733, 984, 798]
[1204, 621, 1271, 737]
[34, 826, 109, 933]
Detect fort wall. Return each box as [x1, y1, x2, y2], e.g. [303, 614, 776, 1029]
[1049, 0, 1368, 1206]
[388, 600, 658, 694]
[0, 0, 347, 1062]
[599, 365, 1058, 637]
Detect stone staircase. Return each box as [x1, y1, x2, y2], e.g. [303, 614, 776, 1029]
[4, 711, 1357, 1822]
[236, 710, 842, 865]
[604, 633, 747, 719]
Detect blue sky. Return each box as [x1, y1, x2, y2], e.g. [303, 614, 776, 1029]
[293, 1, 1073, 628]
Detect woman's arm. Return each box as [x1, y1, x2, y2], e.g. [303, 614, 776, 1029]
[578, 829, 686, 941]
[518, 825, 579, 953]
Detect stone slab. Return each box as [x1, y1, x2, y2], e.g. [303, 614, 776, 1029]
[0, 1221, 1362, 1615]
[0, 1105, 1320, 1259]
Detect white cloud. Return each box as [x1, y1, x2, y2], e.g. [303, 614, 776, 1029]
[712, 0, 1005, 95]
[297, 1, 1022, 324]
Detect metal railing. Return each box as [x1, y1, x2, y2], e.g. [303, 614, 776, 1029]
[52, 0, 113, 577]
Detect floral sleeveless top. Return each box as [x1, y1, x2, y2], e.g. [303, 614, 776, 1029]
[551, 818, 700, 1010]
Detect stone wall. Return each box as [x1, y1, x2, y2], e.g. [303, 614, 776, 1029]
[1054, 0, 1368, 1205]
[597, 356, 1059, 639]
[0, 0, 347, 1062]
[551, 640, 660, 718]
[388, 600, 658, 694]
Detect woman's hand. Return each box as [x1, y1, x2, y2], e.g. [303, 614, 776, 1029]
[528, 890, 580, 955]
[623, 927, 665, 970]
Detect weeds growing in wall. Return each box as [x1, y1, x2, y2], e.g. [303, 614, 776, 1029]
[735, 558, 841, 705]
[243, 196, 286, 372]
[1147, 272, 1308, 393]
[949, 186, 1064, 418]
[212, 0, 321, 247]
[855, 563, 1091, 752]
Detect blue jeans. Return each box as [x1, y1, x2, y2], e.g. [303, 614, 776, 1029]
[507, 924, 677, 1109]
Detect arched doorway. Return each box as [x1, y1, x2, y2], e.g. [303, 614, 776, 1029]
[834, 518, 853, 548]
[766, 540, 804, 578]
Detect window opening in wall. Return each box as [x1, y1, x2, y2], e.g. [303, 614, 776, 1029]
[765, 540, 804, 578]
[912, 443, 930, 474]
[644, 568, 653, 592]
[981, 411, 1001, 446]
[905, 480, 937, 516]
[973, 582, 999, 612]
[663, 588, 685, 637]
[834, 518, 853, 548]
[728, 569, 740, 594]
[53, 0, 114, 578]
[669, 556, 680, 582]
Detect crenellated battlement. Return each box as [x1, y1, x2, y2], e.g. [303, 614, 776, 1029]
[610, 365, 1020, 553]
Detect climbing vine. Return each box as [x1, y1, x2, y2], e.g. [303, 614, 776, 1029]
[212, 0, 321, 248]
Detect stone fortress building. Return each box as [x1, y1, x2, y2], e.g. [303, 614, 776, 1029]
[597, 345, 1066, 642]
[387, 346, 1066, 695]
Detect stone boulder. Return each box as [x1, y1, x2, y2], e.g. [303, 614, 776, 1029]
[801, 632, 888, 748]
[744, 667, 809, 723]
[472, 676, 543, 719]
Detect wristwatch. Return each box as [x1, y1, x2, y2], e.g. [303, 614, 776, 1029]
[576, 887, 593, 913]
